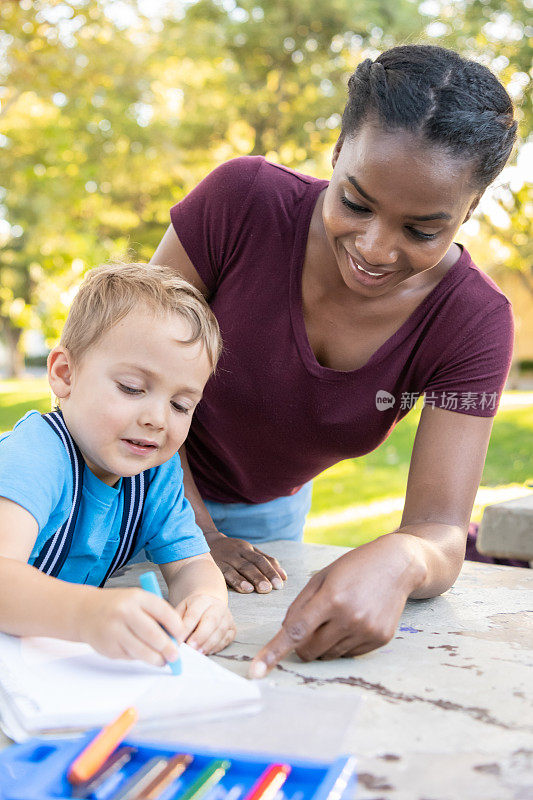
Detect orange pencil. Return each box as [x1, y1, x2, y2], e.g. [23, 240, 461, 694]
[67, 706, 138, 785]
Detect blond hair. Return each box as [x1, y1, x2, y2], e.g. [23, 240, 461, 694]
[60, 262, 221, 369]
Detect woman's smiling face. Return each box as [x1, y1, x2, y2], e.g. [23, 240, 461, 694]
[322, 119, 481, 297]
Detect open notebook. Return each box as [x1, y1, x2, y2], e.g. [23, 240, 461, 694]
[0, 633, 261, 741]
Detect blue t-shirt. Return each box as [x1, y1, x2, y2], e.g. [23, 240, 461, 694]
[0, 411, 209, 585]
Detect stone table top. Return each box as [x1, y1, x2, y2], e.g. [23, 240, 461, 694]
[2, 541, 532, 799]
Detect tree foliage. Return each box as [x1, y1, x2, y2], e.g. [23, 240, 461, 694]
[0, 0, 531, 376]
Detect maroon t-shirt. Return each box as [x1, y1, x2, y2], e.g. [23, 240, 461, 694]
[170, 157, 514, 504]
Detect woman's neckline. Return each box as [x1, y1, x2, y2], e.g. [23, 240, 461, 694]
[289, 181, 470, 380]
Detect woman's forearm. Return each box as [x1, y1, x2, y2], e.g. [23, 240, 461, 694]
[388, 522, 466, 599]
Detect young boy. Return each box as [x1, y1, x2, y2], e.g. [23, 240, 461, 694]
[0, 262, 235, 666]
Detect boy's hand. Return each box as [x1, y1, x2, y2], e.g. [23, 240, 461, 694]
[79, 587, 185, 667]
[205, 533, 287, 594]
[175, 594, 236, 654]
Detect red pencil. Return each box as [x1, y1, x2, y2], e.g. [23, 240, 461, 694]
[242, 763, 291, 800]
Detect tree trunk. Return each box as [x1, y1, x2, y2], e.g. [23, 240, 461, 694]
[1, 321, 25, 379]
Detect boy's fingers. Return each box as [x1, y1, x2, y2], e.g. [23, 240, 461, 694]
[141, 593, 186, 643]
[187, 607, 220, 650]
[127, 611, 180, 663]
[204, 628, 235, 656]
[180, 603, 205, 640]
[120, 629, 167, 667]
[175, 599, 187, 617]
[127, 612, 170, 653]
[200, 618, 236, 655]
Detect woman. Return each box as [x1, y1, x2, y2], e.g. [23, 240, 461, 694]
[151, 45, 517, 674]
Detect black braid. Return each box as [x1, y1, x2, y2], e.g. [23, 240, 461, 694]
[341, 45, 517, 191]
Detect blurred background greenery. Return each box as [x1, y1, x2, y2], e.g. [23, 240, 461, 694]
[0, 0, 532, 545]
[1, 0, 532, 375]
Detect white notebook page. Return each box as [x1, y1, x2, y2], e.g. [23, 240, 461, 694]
[0, 633, 261, 740]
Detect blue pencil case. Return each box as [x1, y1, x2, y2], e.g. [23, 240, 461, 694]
[0, 732, 357, 800]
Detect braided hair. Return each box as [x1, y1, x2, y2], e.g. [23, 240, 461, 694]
[341, 45, 517, 192]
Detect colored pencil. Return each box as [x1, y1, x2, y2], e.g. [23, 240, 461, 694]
[139, 571, 182, 675]
[173, 759, 231, 800]
[242, 763, 291, 800]
[67, 707, 138, 785]
[137, 753, 193, 800]
[71, 746, 136, 798]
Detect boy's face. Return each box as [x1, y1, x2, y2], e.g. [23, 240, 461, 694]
[52, 309, 212, 486]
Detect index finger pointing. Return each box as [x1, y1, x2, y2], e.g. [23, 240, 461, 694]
[249, 625, 300, 678]
[249, 579, 330, 677]
[249, 604, 325, 678]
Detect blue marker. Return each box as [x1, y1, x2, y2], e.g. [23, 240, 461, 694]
[139, 571, 182, 675]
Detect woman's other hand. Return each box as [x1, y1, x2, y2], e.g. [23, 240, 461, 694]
[205, 531, 287, 593]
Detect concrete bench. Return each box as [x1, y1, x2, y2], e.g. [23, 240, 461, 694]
[478, 493, 533, 563]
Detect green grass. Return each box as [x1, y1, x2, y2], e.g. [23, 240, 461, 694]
[305, 511, 404, 548]
[303, 495, 511, 548]
[0, 378, 52, 430]
[481, 410, 533, 485]
[309, 402, 533, 514]
[305, 400, 533, 547]
[1, 378, 532, 550]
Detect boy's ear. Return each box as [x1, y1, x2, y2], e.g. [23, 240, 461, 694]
[47, 346, 74, 399]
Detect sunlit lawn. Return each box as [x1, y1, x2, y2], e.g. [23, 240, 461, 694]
[306, 398, 533, 546]
[309, 403, 533, 503]
[0, 378, 52, 429]
[1, 377, 532, 549]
